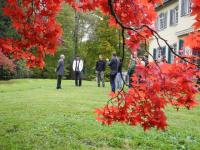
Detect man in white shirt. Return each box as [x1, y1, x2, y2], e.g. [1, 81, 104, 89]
[73, 56, 84, 86]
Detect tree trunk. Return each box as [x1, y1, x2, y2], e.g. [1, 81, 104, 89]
[71, 10, 80, 79]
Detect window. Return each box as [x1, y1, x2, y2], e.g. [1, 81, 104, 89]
[168, 43, 177, 63]
[154, 47, 166, 60]
[160, 13, 165, 29]
[156, 12, 168, 30]
[170, 6, 178, 26]
[181, 0, 191, 16]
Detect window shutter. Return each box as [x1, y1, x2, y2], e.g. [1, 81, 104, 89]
[188, 0, 192, 14]
[168, 47, 172, 63]
[157, 18, 160, 30]
[155, 21, 157, 30]
[153, 49, 156, 60]
[170, 9, 173, 26]
[161, 46, 166, 56]
[179, 40, 184, 50]
[164, 12, 168, 28]
[173, 9, 175, 25]
[155, 18, 159, 30]
[159, 13, 163, 29]
[179, 39, 184, 55]
[175, 6, 179, 24]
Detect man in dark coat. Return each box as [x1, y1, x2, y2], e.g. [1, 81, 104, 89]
[56, 54, 65, 89]
[96, 55, 106, 87]
[107, 52, 119, 93]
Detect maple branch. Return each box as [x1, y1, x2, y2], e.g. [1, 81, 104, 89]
[107, 0, 145, 38]
[108, 0, 161, 69]
[119, 28, 127, 88]
[108, 0, 198, 66]
[108, 0, 162, 75]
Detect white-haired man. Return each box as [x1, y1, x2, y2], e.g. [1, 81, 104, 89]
[56, 54, 65, 89]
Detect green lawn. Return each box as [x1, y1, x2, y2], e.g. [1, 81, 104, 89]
[0, 79, 200, 150]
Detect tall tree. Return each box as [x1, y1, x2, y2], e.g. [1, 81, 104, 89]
[78, 14, 122, 80]
[31, 4, 75, 78]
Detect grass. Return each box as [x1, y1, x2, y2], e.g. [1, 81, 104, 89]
[0, 79, 200, 150]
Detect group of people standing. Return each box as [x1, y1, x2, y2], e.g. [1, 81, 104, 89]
[55, 52, 149, 93]
[96, 52, 123, 93]
[56, 55, 84, 89]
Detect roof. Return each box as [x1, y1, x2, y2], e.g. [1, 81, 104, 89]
[176, 27, 194, 37]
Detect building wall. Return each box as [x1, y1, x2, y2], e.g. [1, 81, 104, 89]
[149, 0, 195, 62]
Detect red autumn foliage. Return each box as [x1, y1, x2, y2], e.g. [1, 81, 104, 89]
[1, 0, 158, 67]
[1, 0, 200, 130]
[1, 0, 63, 68]
[96, 62, 198, 130]
[0, 50, 15, 73]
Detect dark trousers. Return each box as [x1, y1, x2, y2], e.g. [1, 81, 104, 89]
[96, 71, 105, 87]
[110, 73, 117, 92]
[75, 71, 82, 86]
[57, 75, 62, 89]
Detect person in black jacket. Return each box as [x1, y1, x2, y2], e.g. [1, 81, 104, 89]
[96, 55, 106, 87]
[56, 54, 65, 89]
[107, 52, 119, 93]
